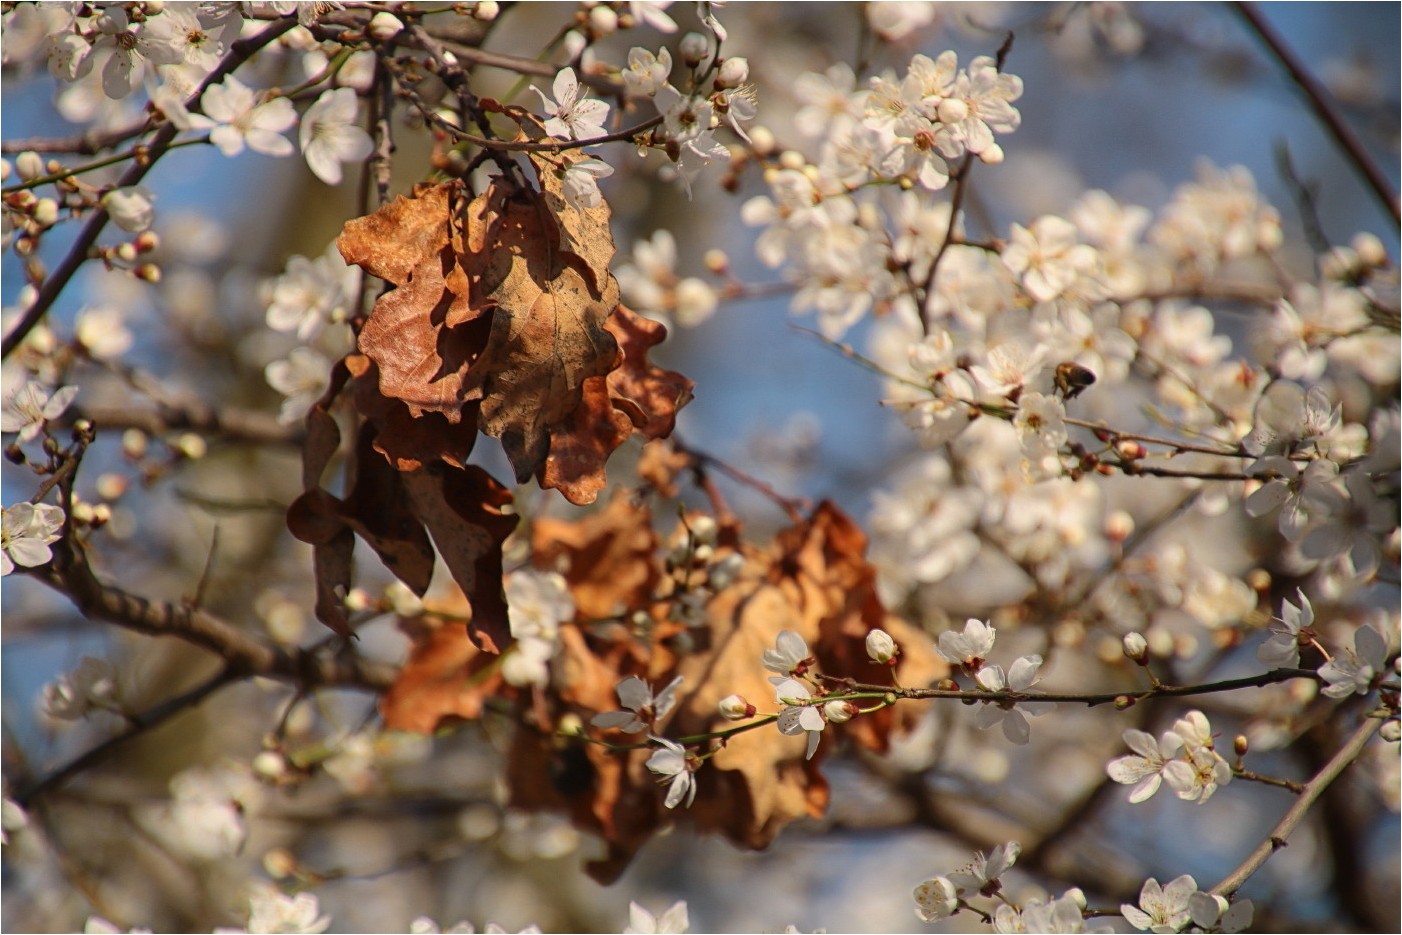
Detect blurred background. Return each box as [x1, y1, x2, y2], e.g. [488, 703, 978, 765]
[2, 3, 1398, 932]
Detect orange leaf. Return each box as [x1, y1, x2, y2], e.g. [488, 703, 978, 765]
[531, 493, 661, 621]
[380, 614, 504, 733]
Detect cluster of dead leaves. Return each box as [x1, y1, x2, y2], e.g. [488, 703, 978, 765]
[287, 152, 691, 649]
[381, 488, 946, 883]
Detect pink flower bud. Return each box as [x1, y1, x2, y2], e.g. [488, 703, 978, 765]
[823, 700, 856, 723]
[866, 628, 898, 665]
[718, 694, 754, 720]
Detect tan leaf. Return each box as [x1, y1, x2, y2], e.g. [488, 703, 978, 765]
[467, 184, 619, 481]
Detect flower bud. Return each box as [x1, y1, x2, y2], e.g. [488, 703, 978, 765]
[262, 847, 298, 880]
[1116, 440, 1146, 461]
[16, 151, 43, 181]
[679, 31, 708, 67]
[134, 231, 160, 253]
[1381, 719, 1400, 743]
[716, 56, 749, 88]
[1353, 232, 1386, 267]
[704, 248, 730, 274]
[708, 551, 744, 589]
[253, 750, 287, 781]
[95, 473, 128, 501]
[747, 124, 776, 155]
[473, 0, 499, 20]
[718, 693, 754, 720]
[1233, 735, 1249, 758]
[979, 143, 1005, 165]
[175, 432, 206, 459]
[33, 198, 58, 227]
[1065, 888, 1087, 910]
[1122, 631, 1148, 664]
[367, 11, 404, 40]
[384, 580, 424, 617]
[588, 4, 618, 35]
[823, 700, 855, 723]
[865, 628, 898, 665]
[135, 262, 161, 282]
[1104, 509, 1134, 544]
[101, 186, 155, 233]
[121, 428, 149, 459]
[936, 97, 968, 124]
[688, 513, 718, 546]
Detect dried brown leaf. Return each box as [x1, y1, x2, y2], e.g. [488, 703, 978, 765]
[340, 181, 490, 421]
[467, 184, 619, 481]
[380, 614, 504, 733]
[540, 376, 635, 506]
[348, 355, 479, 471]
[604, 305, 694, 439]
[531, 493, 660, 620]
[402, 466, 518, 653]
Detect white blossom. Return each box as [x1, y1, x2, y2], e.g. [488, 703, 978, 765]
[101, 186, 155, 232]
[770, 676, 824, 759]
[560, 157, 613, 209]
[1, 382, 78, 443]
[534, 68, 609, 141]
[2, 502, 65, 576]
[935, 618, 997, 669]
[1318, 624, 1388, 698]
[644, 737, 695, 808]
[622, 899, 689, 934]
[947, 841, 1021, 896]
[262, 242, 359, 340]
[1121, 875, 1197, 933]
[189, 76, 296, 158]
[761, 630, 811, 676]
[265, 347, 330, 424]
[299, 87, 373, 185]
[592, 676, 683, 733]
[1106, 728, 1180, 804]
[1257, 589, 1314, 668]
[42, 656, 119, 720]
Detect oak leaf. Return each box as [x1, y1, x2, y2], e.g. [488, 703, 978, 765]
[530, 493, 660, 621]
[402, 465, 518, 653]
[380, 613, 504, 733]
[340, 181, 489, 421]
[464, 177, 619, 481]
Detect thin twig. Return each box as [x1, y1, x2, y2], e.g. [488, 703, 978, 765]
[1210, 713, 1383, 898]
[15, 669, 239, 809]
[1, 16, 301, 361]
[1233, 2, 1400, 226]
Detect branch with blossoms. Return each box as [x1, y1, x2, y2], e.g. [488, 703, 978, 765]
[2, 3, 1398, 933]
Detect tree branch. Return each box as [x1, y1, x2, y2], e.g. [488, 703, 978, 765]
[1210, 713, 1382, 898]
[1233, 2, 1400, 226]
[1, 15, 301, 361]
